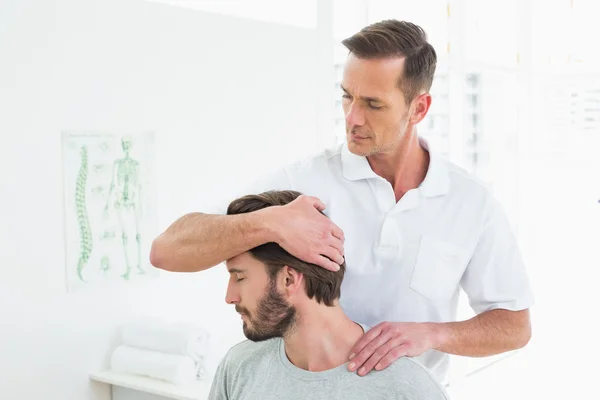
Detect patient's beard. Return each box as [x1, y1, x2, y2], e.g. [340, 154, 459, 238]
[238, 280, 297, 342]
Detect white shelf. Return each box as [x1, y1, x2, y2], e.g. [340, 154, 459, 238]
[89, 370, 214, 400]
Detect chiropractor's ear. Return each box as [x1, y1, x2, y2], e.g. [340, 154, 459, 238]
[409, 92, 432, 125]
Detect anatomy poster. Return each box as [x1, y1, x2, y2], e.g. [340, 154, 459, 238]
[62, 132, 159, 292]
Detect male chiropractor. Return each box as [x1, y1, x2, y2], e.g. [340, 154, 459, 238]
[151, 19, 534, 383]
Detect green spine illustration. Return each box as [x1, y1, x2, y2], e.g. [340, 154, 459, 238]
[76, 146, 93, 281]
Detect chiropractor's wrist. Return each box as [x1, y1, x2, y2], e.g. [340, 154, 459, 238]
[254, 205, 284, 244]
[428, 322, 452, 351]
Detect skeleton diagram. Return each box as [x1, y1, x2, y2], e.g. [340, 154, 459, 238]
[104, 136, 145, 280]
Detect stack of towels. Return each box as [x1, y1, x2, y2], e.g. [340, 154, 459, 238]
[110, 320, 211, 386]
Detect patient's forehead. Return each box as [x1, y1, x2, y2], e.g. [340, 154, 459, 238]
[226, 252, 265, 273]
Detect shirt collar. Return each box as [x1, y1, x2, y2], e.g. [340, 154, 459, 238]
[340, 142, 379, 181]
[418, 137, 450, 197]
[341, 136, 450, 197]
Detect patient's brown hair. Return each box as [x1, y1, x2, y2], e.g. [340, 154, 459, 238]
[227, 190, 345, 306]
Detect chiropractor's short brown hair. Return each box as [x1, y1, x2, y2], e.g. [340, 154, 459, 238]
[342, 19, 437, 103]
[227, 190, 345, 306]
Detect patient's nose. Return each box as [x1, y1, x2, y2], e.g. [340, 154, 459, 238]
[225, 282, 240, 304]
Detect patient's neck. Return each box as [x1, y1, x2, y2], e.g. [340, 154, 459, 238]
[282, 300, 364, 372]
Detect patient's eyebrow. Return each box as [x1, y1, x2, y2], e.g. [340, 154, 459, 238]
[227, 268, 246, 274]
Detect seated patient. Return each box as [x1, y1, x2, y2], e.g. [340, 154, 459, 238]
[208, 190, 449, 400]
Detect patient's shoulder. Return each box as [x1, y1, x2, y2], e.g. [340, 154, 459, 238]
[222, 338, 280, 372]
[227, 338, 277, 358]
[383, 357, 449, 399]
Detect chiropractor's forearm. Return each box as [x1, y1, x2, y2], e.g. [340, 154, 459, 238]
[434, 309, 531, 357]
[150, 209, 275, 273]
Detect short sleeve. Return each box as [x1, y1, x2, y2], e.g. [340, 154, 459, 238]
[205, 167, 292, 215]
[460, 196, 535, 314]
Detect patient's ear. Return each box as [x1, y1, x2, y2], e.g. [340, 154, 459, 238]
[279, 266, 304, 297]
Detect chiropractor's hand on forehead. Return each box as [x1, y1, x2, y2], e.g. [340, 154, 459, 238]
[268, 194, 345, 272]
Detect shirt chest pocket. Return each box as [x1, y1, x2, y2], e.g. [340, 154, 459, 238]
[410, 236, 468, 301]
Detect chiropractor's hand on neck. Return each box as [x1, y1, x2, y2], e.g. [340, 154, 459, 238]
[347, 321, 445, 376]
[347, 309, 532, 376]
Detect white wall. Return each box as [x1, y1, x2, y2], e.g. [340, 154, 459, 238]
[0, 0, 320, 398]
[147, 0, 318, 29]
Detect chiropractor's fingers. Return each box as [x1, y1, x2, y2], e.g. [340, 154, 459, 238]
[326, 234, 344, 259]
[348, 323, 388, 371]
[373, 344, 409, 372]
[300, 195, 326, 212]
[285, 194, 345, 271]
[320, 243, 344, 266]
[356, 338, 407, 376]
[300, 194, 344, 242]
[313, 255, 342, 272]
[331, 224, 345, 242]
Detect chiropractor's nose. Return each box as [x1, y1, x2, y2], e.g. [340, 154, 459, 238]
[345, 101, 366, 128]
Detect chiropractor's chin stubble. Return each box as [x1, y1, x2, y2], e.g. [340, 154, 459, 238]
[235, 280, 297, 342]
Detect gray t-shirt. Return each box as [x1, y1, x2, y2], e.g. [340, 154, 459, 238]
[207, 326, 450, 400]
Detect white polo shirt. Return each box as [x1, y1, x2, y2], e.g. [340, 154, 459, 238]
[220, 138, 534, 382]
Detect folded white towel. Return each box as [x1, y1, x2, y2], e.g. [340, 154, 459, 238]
[110, 345, 197, 385]
[120, 321, 210, 363]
